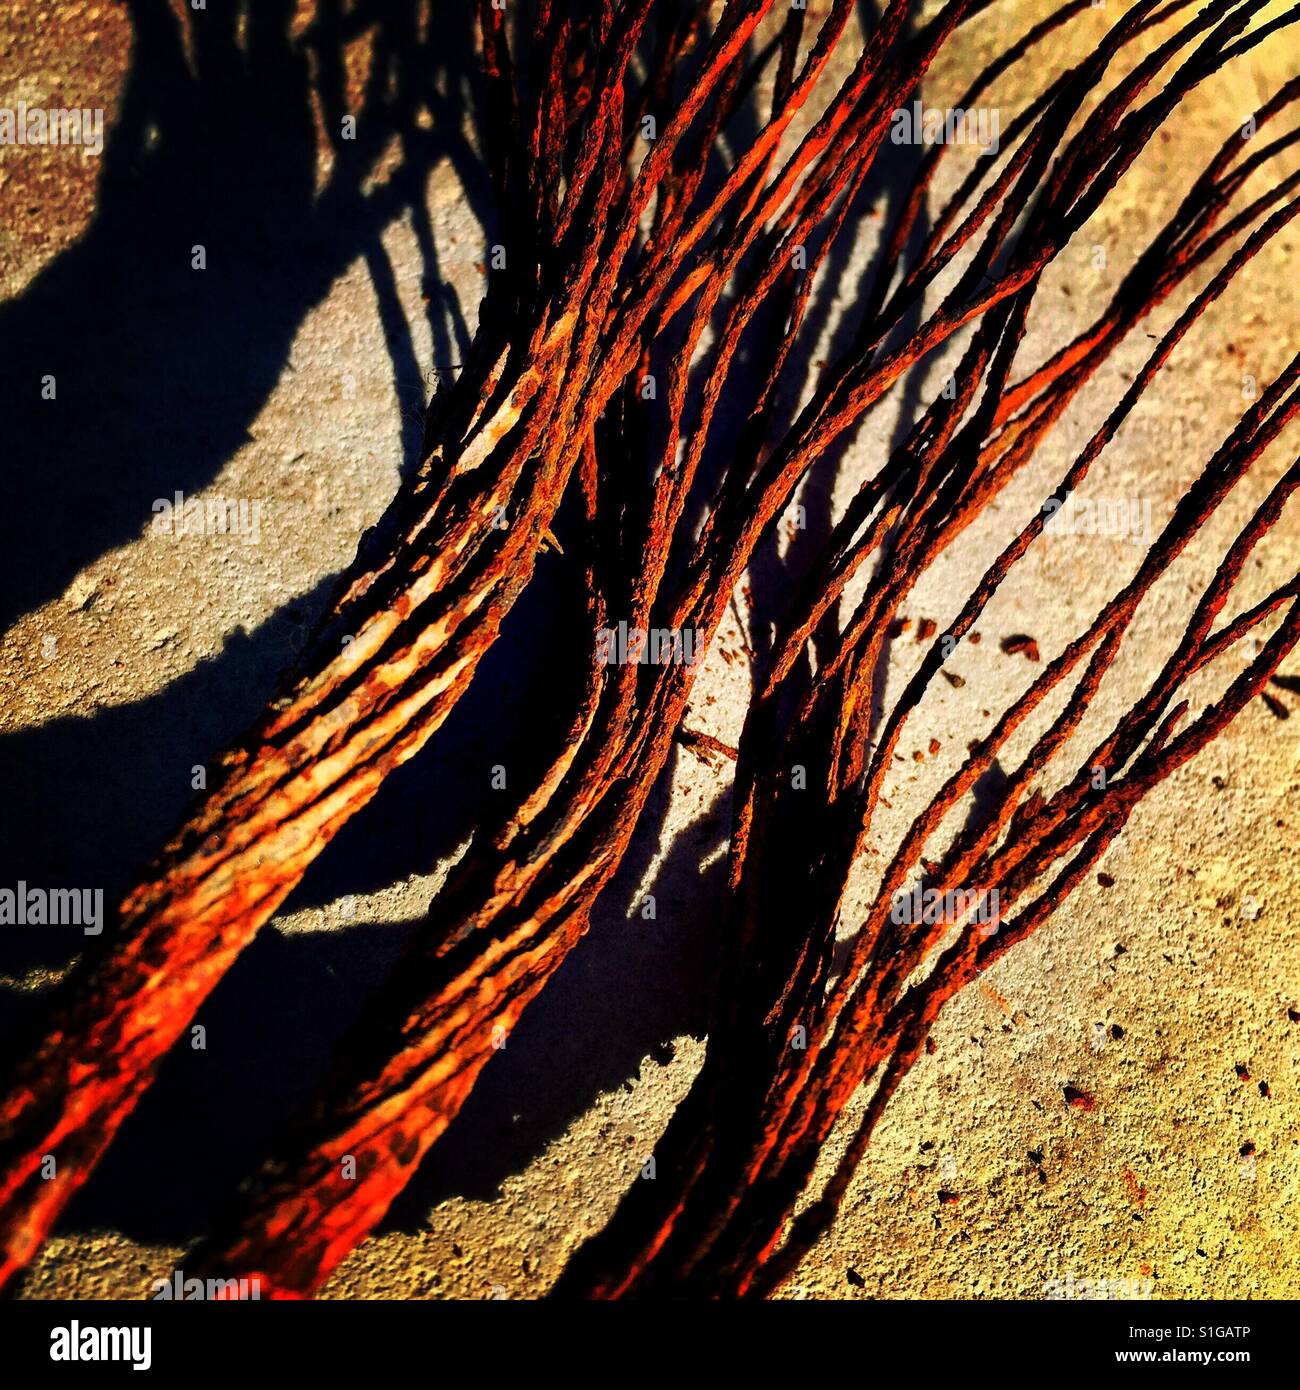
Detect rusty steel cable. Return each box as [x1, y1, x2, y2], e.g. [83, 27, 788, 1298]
[168, 0, 1300, 1297]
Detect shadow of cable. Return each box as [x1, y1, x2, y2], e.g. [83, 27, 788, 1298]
[0, 0, 486, 634]
[388, 748, 731, 1216]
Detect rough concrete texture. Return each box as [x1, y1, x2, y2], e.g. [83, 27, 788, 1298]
[1, 1, 1296, 1300]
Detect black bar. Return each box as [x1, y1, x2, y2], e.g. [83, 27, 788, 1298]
[0, 1297, 1290, 1376]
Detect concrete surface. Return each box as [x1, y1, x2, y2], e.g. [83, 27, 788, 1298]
[1, 0, 1296, 1299]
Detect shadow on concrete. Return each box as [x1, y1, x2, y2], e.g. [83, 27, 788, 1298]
[0, 0, 488, 635]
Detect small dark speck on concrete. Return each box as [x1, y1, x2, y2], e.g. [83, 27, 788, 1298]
[846, 1267, 865, 1287]
[1001, 633, 1041, 662]
[1063, 1084, 1095, 1110]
